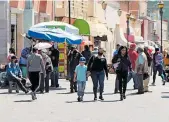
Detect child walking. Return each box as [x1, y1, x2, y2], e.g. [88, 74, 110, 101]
[74, 57, 87, 102]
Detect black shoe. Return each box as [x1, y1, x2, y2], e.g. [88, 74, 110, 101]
[120, 95, 123, 101]
[77, 97, 81, 102]
[70, 89, 74, 93]
[40, 91, 44, 94]
[94, 97, 97, 101]
[56, 84, 59, 88]
[114, 89, 118, 94]
[75, 90, 77, 92]
[31, 92, 36, 100]
[25, 90, 29, 94]
[123, 94, 126, 99]
[162, 80, 166, 85]
[99, 96, 104, 100]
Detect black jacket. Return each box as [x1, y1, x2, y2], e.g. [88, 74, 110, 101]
[68, 50, 82, 71]
[49, 48, 60, 67]
[112, 54, 132, 72]
[87, 55, 108, 77]
[81, 50, 91, 64]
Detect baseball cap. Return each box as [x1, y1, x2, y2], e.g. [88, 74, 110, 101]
[79, 57, 86, 63]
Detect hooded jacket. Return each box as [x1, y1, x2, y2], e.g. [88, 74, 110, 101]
[128, 43, 138, 70]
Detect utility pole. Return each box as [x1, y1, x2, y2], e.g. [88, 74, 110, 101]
[68, 0, 71, 24]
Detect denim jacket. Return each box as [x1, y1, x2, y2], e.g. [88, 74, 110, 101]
[6, 62, 22, 80]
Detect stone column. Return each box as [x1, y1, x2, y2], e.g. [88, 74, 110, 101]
[24, 9, 34, 47]
[0, 1, 10, 64]
[16, 13, 24, 57]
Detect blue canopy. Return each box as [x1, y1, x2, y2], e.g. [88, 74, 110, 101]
[27, 28, 82, 44]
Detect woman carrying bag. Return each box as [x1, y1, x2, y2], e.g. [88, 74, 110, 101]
[112, 46, 132, 101]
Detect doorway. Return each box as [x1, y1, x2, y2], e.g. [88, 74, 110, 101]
[11, 24, 17, 53]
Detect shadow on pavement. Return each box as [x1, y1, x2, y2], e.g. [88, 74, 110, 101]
[126, 92, 143, 96]
[161, 92, 169, 94]
[103, 93, 114, 95]
[85, 92, 93, 94]
[100, 100, 120, 102]
[57, 92, 72, 94]
[0, 92, 16, 95]
[50, 87, 67, 91]
[65, 100, 94, 103]
[14, 100, 32, 102]
[161, 96, 169, 98]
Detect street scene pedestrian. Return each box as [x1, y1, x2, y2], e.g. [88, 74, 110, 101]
[68, 46, 82, 93]
[74, 57, 87, 102]
[49, 45, 60, 88]
[27, 47, 46, 100]
[87, 48, 108, 101]
[1, 1, 169, 122]
[112, 46, 132, 100]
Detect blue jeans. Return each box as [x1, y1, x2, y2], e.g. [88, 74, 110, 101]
[127, 71, 138, 89]
[51, 67, 59, 87]
[91, 71, 105, 93]
[77, 81, 86, 97]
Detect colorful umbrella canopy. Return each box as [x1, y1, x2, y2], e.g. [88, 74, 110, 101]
[28, 28, 82, 44]
[31, 21, 79, 35]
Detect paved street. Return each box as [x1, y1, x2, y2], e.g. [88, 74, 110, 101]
[0, 74, 169, 122]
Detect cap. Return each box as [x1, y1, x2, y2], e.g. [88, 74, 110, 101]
[79, 57, 86, 63]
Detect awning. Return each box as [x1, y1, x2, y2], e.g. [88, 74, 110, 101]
[88, 22, 108, 37]
[73, 19, 90, 35]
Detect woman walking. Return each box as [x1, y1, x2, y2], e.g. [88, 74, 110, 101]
[87, 48, 108, 101]
[112, 46, 132, 101]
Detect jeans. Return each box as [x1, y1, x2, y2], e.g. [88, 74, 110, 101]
[127, 71, 138, 89]
[153, 65, 165, 84]
[51, 67, 59, 87]
[91, 71, 105, 94]
[136, 74, 144, 93]
[117, 72, 128, 95]
[77, 81, 86, 97]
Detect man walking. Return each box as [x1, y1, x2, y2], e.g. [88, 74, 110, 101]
[49, 45, 60, 88]
[27, 47, 46, 100]
[68, 46, 82, 93]
[128, 43, 138, 89]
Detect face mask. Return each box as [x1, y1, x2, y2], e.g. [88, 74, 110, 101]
[98, 52, 103, 56]
[14, 60, 18, 63]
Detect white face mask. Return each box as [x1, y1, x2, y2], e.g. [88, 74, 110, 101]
[54, 43, 57, 49]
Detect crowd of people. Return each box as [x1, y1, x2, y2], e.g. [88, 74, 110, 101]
[2, 42, 169, 102]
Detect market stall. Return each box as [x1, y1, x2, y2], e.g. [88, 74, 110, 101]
[27, 21, 82, 78]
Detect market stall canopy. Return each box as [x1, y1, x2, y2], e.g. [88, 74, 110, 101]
[87, 21, 108, 37]
[28, 28, 82, 44]
[73, 19, 90, 35]
[31, 21, 79, 35]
